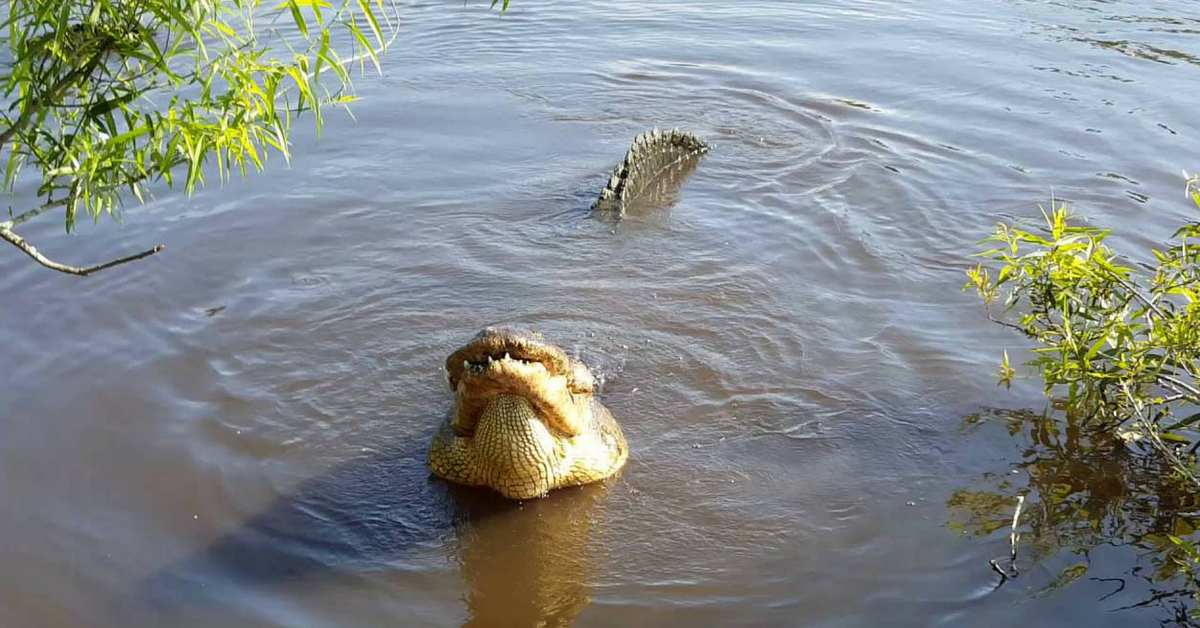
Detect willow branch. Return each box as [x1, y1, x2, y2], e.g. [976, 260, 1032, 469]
[0, 198, 68, 229]
[1159, 374, 1200, 403]
[0, 226, 163, 276]
[1122, 383, 1200, 491]
[0, 52, 106, 152]
[986, 310, 1026, 333]
[1110, 273, 1168, 321]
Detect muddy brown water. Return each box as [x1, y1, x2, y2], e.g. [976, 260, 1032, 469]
[2, 1, 1198, 626]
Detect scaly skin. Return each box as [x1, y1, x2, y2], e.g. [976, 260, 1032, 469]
[591, 128, 710, 215]
[429, 328, 628, 500]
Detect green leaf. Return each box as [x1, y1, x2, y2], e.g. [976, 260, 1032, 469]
[84, 92, 139, 119]
[286, 0, 310, 38]
[1163, 412, 1200, 432]
[0, 0, 393, 271]
[345, 19, 381, 73]
[357, 0, 384, 46]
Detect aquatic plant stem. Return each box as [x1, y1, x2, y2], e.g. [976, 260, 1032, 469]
[1124, 384, 1200, 491]
[989, 495, 1025, 585]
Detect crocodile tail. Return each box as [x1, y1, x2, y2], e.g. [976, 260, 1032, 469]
[591, 128, 709, 214]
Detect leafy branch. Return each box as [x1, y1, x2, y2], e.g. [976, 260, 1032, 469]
[965, 175, 1200, 487]
[0, 0, 401, 276]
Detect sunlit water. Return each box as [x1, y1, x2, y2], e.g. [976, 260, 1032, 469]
[2, 0, 1198, 626]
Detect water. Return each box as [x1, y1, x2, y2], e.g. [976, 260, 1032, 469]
[2, 0, 1198, 626]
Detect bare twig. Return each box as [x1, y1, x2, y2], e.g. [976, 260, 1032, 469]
[0, 198, 67, 229]
[1159, 374, 1200, 403]
[1009, 495, 1025, 553]
[989, 559, 1010, 585]
[1109, 273, 1169, 321]
[0, 226, 163, 276]
[1122, 383, 1200, 490]
[989, 495, 1026, 586]
[986, 311, 1026, 333]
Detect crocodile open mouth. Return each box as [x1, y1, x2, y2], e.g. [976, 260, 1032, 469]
[445, 328, 594, 438]
[447, 328, 567, 383]
[459, 352, 556, 380]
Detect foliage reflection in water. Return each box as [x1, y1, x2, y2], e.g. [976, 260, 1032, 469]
[948, 408, 1200, 626]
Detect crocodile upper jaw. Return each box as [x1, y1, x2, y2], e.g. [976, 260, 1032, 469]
[446, 329, 594, 438]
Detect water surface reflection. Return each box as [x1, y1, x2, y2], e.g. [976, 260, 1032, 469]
[948, 408, 1200, 625]
[456, 487, 608, 628]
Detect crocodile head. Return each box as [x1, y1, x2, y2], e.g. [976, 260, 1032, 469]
[429, 327, 628, 500]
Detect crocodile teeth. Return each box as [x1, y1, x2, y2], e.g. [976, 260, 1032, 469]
[504, 352, 511, 361]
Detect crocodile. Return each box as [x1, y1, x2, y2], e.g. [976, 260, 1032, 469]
[590, 128, 709, 215]
[428, 130, 708, 499]
[429, 327, 628, 499]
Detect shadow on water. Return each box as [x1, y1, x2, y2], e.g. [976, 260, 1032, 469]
[141, 425, 610, 628]
[141, 439, 453, 596]
[948, 408, 1200, 626]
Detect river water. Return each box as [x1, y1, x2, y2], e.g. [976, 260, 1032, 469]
[2, 1, 1198, 626]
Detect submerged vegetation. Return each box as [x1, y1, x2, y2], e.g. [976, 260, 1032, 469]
[960, 174, 1200, 623]
[949, 408, 1200, 625]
